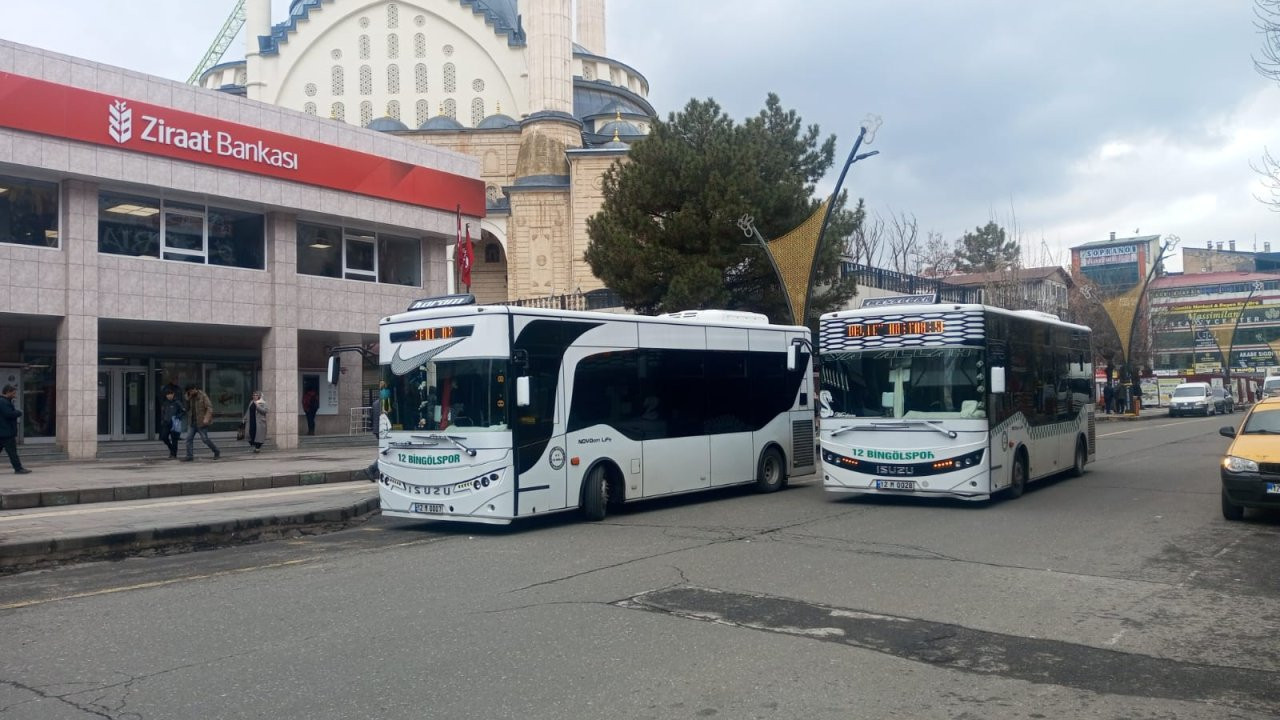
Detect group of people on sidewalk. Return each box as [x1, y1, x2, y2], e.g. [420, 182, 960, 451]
[158, 384, 270, 461]
[1102, 381, 1143, 414]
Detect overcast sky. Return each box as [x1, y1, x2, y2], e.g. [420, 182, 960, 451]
[3, 0, 1275, 271]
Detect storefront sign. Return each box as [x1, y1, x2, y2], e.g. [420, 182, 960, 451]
[0, 72, 484, 215]
[1079, 245, 1138, 266]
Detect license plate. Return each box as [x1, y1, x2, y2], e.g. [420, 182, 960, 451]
[875, 480, 916, 490]
[1267, 483, 1280, 495]
[411, 503, 445, 513]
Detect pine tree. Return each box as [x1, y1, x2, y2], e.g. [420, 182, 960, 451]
[953, 221, 1020, 273]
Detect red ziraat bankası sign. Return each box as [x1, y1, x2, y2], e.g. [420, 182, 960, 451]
[0, 71, 484, 216]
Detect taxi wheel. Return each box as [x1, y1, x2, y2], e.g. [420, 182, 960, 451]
[1221, 490, 1244, 521]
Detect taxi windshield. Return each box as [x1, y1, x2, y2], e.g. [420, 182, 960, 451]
[1242, 408, 1280, 434]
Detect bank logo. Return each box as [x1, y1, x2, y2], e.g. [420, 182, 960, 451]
[108, 100, 132, 144]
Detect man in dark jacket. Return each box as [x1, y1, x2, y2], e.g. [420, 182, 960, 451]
[0, 384, 30, 474]
[181, 384, 220, 461]
[159, 387, 186, 459]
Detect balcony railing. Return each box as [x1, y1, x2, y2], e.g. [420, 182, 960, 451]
[499, 288, 627, 312]
[840, 262, 983, 304]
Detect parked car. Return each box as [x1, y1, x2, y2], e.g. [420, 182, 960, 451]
[1218, 396, 1280, 520]
[1169, 382, 1213, 417]
[1210, 387, 1235, 414]
[1264, 375, 1280, 398]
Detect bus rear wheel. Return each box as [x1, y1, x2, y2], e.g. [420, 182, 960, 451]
[756, 447, 786, 493]
[582, 465, 610, 521]
[1006, 452, 1028, 499]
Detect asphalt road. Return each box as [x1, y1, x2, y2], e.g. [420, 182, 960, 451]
[2, 413, 1278, 719]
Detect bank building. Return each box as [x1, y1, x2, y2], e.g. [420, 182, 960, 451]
[0, 0, 653, 459]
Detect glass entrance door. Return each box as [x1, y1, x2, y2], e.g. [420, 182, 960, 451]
[97, 367, 150, 441]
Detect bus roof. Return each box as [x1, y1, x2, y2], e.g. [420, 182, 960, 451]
[384, 304, 810, 332]
[820, 303, 1091, 334]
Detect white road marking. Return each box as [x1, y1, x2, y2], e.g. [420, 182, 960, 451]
[1098, 417, 1224, 437]
[0, 483, 373, 523]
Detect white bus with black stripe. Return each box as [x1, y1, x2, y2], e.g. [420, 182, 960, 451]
[817, 296, 1095, 501]
[343, 295, 815, 525]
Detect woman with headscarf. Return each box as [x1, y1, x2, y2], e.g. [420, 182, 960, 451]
[242, 390, 269, 452]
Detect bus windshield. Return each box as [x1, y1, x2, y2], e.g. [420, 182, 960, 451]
[380, 357, 509, 432]
[820, 347, 986, 420]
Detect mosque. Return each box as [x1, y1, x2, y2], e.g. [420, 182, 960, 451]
[198, 0, 655, 306]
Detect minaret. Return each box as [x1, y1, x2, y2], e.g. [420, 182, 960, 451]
[243, 0, 271, 101]
[577, 0, 606, 56]
[509, 0, 582, 299]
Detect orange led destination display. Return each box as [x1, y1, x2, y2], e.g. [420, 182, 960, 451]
[389, 325, 474, 343]
[847, 320, 946, 338]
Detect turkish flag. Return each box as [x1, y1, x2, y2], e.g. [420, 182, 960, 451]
[460, 224, 474, 289]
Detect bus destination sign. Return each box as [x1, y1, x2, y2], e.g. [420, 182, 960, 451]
[847, 320, 946, 338]
[389, 325, 475, 343]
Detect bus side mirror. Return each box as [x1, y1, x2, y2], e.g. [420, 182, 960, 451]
[991, 367, 1006, 394]
[787, 345, 798, 371]
[327, 355, 341, 385]
[516, 376, 530, 407]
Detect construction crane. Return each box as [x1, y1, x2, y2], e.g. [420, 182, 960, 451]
[187, 0, 248, 85]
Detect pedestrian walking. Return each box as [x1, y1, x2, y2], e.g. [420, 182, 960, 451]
[0, 384, 30, 474]
[302, 384, 319, 436]
[158, 386, 185, 459]
[242, 390, 269, 453]
[181, 384, 220, 461]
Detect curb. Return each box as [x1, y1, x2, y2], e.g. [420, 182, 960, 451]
[0, 468, 368, 510]
[0, 497, 381, 575]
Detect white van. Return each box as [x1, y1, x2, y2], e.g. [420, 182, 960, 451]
[1169, 382, 1213, 417]
[1263, 376, 1280, 399]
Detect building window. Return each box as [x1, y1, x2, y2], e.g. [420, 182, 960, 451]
[414, 63, 428, 93]
[98, 192, 263, 269]
[387, 2, 399, 28]
[388, 100, 400, 120]
[387, 64, 400, 93]
[360, 101, 373, 126]
[414, 14, 425, 27]
[442, 98, 456, 119]
[415, 99, 429, 126]
[304, 102, 317, 115]
[331, 66, 344, 95]
[0, 175, 59, 248]
[297, 222, 420, 286]
[359, 34, 371, 60]
[443, 62, 456, 93]
[331, 102, 345, 121]
[472, 78, 485, 92]
[471, 97, 484, 126]
[359, 65, 372, 95]
[304, 82, 317, 97]
[484, 243, 500, 263]
[387, 34, 400, 59]
[414, 33, 426, 57]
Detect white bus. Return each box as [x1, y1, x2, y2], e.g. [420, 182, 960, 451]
[816, 299, 1095, 501]
[350, 295, 816, 524]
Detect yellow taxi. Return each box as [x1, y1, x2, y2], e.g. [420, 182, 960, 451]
[1219, 395, 1280, 520]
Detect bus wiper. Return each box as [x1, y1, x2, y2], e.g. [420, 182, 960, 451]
[827, 420, 957, 439]
[414, 433, 478, 457]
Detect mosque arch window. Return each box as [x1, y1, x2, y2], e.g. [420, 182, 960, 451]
[359, 16, 370, 29]
[360, 101, 373, 127]
[471, 98, 484, 126]
[331, 66, 344, 96]
[387, 64, 400, 93]
[331, 102, 345, 121]
[388, 100, 401, 121]
[387, 34, 400, 60]
[304, 102, 317, 116]
[582, 63, 595, 81]
[442, 98, 456, 120]
[234, 68, 247, 85]
[359, 35, 371, 60]
[304, 83, 317, 97]
[387, 2, 399, 29]
[414, 33, 426, 58]
[443, 63, 456, 93]
[415, 14, 426, 27]
[485, 243, 501, 263]
[331, 48, 342, 60]
[415, 99, 430, 126]
[443, 44, 454, 56]
[472, 78, 485, 92]
[414, 63, 429, 93]
[359, 65, 373, 95]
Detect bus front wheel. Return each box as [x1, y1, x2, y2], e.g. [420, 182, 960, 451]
[756, 447, 786, 493]
[582, 465, 610, 521]
[1070, 438, 1087, 478]
[1006, 452, 1028, 499]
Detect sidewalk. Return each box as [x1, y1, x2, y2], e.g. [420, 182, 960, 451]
[0, 445, 381, 574]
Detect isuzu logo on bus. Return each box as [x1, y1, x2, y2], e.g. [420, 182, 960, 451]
[108, 100, 300, 170]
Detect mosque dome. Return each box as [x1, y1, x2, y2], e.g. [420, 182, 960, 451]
[367, 116, 409, 132]
[597, 119, 642, 140]
[418, 116, 465, 131]
[477, 114, 519, 129]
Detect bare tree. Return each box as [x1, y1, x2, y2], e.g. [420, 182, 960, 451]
[913, 230, 957, 278]
[1255, 1, 1280, 209]
[883, 209, 918, 275]
[846, 212, 885, 267]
